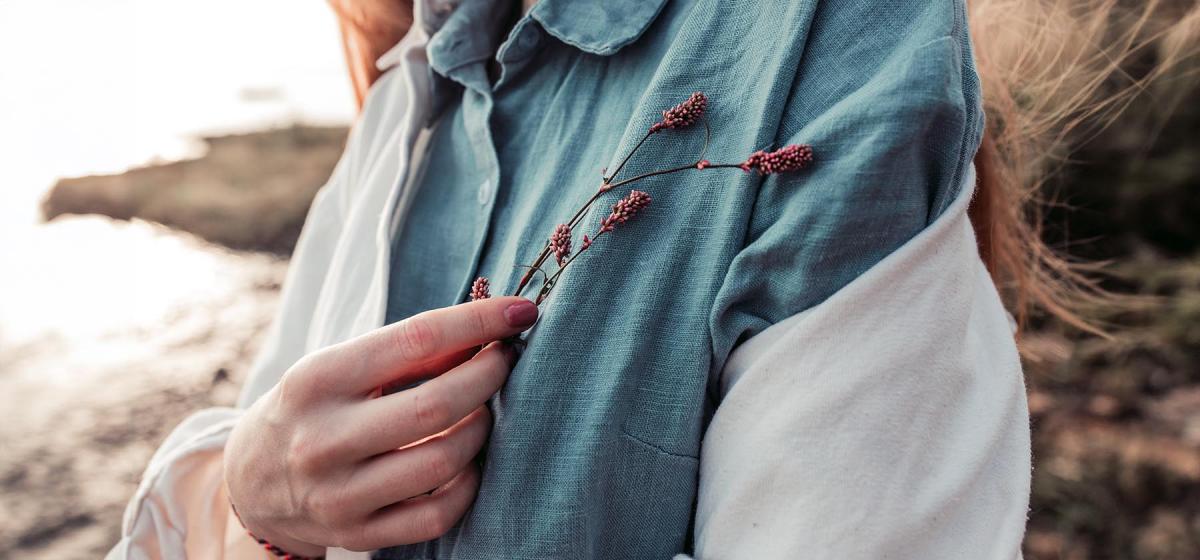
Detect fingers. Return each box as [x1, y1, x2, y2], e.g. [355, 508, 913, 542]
[346, 406, 491, 515]
[342, 464, 482, 551]
[380, 347, 475, 396]
[344, 297, 538, 394]
[340, 341, 513, 457]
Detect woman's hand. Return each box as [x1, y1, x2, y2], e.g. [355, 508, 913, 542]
[224, 297, 539, 554]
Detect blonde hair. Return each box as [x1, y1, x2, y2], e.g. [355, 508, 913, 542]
[967, 0, 1200, 337]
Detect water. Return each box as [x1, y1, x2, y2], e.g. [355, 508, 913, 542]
[0, 3, 356, 553]
[0, 0, 354, 351]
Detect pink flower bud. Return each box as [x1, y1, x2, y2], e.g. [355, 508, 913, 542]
[739, 150, 766, 173]
[469, 276, 491, 301]
[549, 224, 572, 265]
[650, 92, 707, 133]
[599, 190, 652, 233]
[696, 160, 711, 169]
[581, 234, 592, 251]
[764, 144, 814, 173]
[739, 145, 813, 175]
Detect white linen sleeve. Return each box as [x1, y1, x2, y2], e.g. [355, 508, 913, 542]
[105, 142, 363, 560]
[687, 171, 1031, 560]
[237, 137, 357, 407]
[107, 8, 437, 557]
[106, 409, 244, 560]
[107, 83, 367, 560]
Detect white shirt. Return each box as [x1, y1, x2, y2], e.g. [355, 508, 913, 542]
[109, 2, 1031, 558]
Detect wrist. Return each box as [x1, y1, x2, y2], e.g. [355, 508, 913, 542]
[243, 527, 327, 559]
[226, 490, 326, 558]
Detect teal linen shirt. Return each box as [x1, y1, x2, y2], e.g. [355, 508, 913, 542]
[380, 0, 983, 558]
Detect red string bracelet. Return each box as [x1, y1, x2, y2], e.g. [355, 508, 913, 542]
[229, 501, 326, 560]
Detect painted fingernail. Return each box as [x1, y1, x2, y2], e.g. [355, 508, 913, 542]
[503, 299, 539, 328]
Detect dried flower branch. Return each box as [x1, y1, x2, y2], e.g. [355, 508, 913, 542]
[511, 93, 711, 297]
[535, 190, 652, 304]
[477, 92, 812, 315]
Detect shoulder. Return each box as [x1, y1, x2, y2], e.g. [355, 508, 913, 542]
[777, 0, 979, 131]
[773, 0, 983, 217]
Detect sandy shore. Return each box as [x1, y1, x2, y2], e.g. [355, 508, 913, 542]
[1, 124, 336, 557]
[0, 223, 285, 558]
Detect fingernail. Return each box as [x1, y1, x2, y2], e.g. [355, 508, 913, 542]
[503, 300, 538, 328]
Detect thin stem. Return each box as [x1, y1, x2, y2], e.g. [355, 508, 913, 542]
[607, 161, 748, 190]
[603, 130, 655, 184]
[698, 119, 713, 162]
[513, 194, 604, 295]
[513, 130, 657, 297]
[512, 248, 552, 297]
[571, 121, 709, 231]
[535, 230, 606, 304]
[513, 264, 549, 286]
[565, 127, 671, 231]
[566, 190, 605, 230]
[605, 119, 714, 190]
[514, 119, 721, 299]
[606, 164, 694, 190]
[514, 198, 598, 296]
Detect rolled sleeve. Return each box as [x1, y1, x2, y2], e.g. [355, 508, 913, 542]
[710, 0, 983, 363]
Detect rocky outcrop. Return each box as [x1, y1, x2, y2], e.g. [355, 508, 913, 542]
[42, 125, 348, 255]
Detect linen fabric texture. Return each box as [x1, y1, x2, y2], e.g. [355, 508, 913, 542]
[107, 0, 1031, 558]
[379, 0, 988, 557]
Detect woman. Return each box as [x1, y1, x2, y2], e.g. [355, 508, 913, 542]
[109, 0, 1112, 557]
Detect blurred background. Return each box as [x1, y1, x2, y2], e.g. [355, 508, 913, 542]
[0, 1, 1197, 558]
[0, 0, 353, 555]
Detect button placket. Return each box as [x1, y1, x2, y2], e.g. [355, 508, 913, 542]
[462, 90, 500, 208]
[454, 87, 503, 301]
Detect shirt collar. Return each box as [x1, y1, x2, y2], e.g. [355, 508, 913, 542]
[379, 0, 672, 72]
[376, 0, 670, 122]
[380, 0, 671, 73]
[425, 0, 515, 81]
[527, 0, 669, 56]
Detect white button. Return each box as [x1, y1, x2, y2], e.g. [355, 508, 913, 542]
[477, 179, 493, 204]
